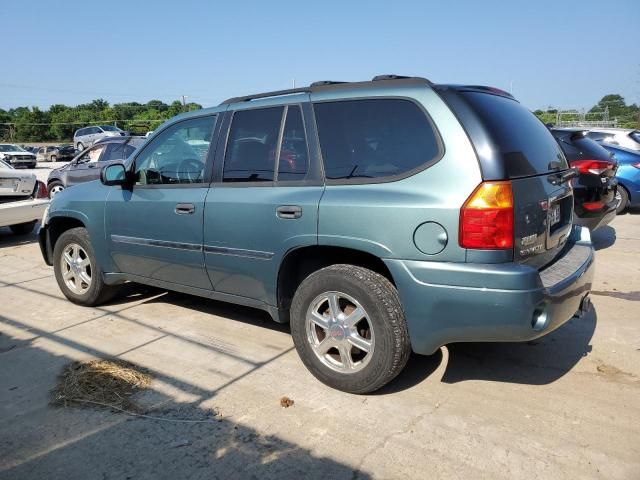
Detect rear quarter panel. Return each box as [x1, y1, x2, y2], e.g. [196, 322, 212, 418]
[314, 86, 482, 262]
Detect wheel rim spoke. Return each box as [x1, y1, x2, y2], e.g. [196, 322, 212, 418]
[314, 336, 337, 356]
[338, 344, 354, 369]
[343, 306, 365, 328]
[310, 310, 330, 330]
[63, 252, 74, 266]
[327, 293, 341, 321]
[347, 333, 372, 353]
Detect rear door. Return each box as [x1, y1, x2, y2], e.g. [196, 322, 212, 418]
[440, 89, 573, 268]
[203, 98, 323, 305]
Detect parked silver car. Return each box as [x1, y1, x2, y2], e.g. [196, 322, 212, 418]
[586, 128, 640, 151]
[73, 125, 126, 151]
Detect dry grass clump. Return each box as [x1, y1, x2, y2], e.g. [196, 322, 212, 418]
[51, 359, 152, 412]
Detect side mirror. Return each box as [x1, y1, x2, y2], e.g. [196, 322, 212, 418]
[101, 163, 128, 186]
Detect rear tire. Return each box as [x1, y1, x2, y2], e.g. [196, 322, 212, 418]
[9, 221, 36, 235]
[53, 227, 119, 306]
[290, 264, 411, 394]
[50, 155, 57, 163]
[616, 187, 629, 214]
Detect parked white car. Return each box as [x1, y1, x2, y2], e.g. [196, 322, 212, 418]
[586, 128, 640, 152]
[0, 144, 37, 169]
[0, 160, 49, 234]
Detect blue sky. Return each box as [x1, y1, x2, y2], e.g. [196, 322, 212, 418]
[2, 0, 638, 111]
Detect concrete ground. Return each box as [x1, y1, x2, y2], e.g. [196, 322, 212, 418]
[0, 192, 638, 478]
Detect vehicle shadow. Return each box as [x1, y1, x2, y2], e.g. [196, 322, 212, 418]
[441, 308, 596, 385]
[0, 324, 367, 480]
[108, 284, 596, 391]
[592, 225, 616, 250]
[0, 228, 38, 248]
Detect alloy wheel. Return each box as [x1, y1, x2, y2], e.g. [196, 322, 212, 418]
[60, 243, 92, 294]
[305, 291, 374, 374]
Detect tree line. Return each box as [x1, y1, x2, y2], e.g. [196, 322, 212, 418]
[0, 99, 203, 143]
[534, 94, 639, 128]
[1, 94, 638, 144]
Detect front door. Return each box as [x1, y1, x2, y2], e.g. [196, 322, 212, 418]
[105, 114, 218, 290]
[66, 143, 106, 186]
[204, 101, 323, 305]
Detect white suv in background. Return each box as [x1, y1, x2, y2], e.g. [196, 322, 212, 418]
[73, 125, 126, 151]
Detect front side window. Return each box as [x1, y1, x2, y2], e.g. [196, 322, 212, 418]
[314, 99, 441, 181]
[78, 144, 106, 164]
[134, 115, 215, 185]
[223, 107, 283, 182]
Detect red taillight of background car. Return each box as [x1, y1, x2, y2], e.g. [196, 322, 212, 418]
[34, 181, 48, 199]
[459, 181, 514, 249]
[633, 162, 640, 169]
[582, 201, 605, 211]
[570, 160, 614, 175]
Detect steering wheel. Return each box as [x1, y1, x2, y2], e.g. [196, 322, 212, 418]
[177, 158, 204, 183]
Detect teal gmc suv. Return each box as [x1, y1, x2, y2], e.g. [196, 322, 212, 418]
[39, 75, 594, 393]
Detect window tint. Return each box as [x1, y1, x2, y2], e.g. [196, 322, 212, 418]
[135, 115, 215, 185]
[223, 107, 283, 182]
[102, 143, 125, 161]
[459, 92, 567, 177]
[314, 99, 440, 180]
[278, 106, 308, 181]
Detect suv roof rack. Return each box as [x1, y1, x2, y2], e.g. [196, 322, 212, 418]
[309, 80, 348, 87]
[220, 75, 431, 105]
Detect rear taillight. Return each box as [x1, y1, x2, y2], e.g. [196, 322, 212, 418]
[633, 162, 640, 169]
[34, 181, 48, 199]
[570, 160, 614, 175]
[460, 181, 514, 249]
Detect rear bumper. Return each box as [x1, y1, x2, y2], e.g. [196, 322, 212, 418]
[384, 226, 595, 355]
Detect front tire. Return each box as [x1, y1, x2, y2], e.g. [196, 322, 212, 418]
[48, 181, 65, 198]
[290, 264, 411, 394]
[9, 221, 36, 235]
[76, 142, 84, 152]
[616, 187, 629, 214]
[50, 155, 57, 163]
[53, 227, 118, 306]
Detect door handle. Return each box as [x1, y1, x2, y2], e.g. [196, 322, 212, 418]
[175, 203, 195, 215]
[88, 164, 96, 168]
[276, 205, 302, 219]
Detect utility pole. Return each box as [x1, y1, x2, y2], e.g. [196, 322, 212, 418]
[181, 95, 188, 112]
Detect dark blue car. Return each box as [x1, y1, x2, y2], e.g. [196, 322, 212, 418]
[598, 143, 640, 213]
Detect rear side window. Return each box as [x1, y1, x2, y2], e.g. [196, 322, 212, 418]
[278, 106, 309, 181]
[223, 107, 283, 182]
[102, 143, 125, 161]
[314, 99, 441, 181]
[460, 92, 566, 177]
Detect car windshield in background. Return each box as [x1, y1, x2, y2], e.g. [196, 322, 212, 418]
[631, 131, 640, 143]
[0, 144, 27, 152]
[458, 92, 567, 178]
[101, 126, 120, 132]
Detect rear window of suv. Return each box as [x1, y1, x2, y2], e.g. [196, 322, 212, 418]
[314, 99, 441, 181]
[460, 92, 567, 177]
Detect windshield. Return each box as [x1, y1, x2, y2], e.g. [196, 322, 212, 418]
[631, 131, 640, 143]
[0, 144, 26, 152]
[100, 125, 120, 132]
[0, 159, 13, 169]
